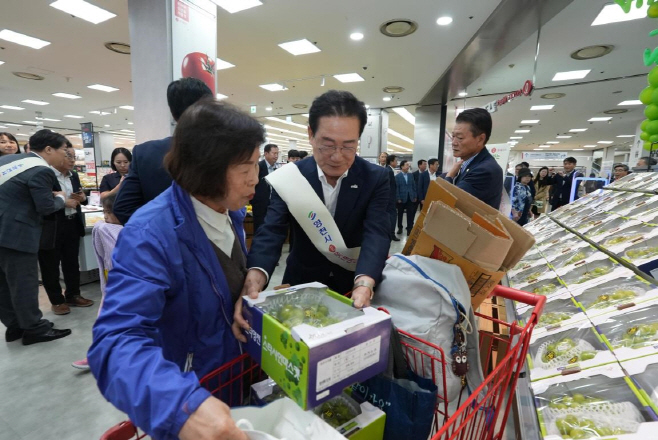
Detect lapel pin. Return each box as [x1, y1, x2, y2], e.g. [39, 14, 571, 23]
[351, 184, 358, 189]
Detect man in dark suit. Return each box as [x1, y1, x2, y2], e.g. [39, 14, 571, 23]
[38, 144, 93, 316]
[0, 129, 72, 345]
[252, 143, 279, 233]
[386, 154, 399, 241]
[234, 90, 390, 333]
[547, 157, 584, 210]
[417, 158, 438, 210]
[444, 108, 503, 209]
[395, 160, 418, 235]
[412, 159, 426, 186]
[113, 78, 213, 225]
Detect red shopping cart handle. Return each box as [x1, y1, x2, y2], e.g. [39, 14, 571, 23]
[100, 421, 141, 440]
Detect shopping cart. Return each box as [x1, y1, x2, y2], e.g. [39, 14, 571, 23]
[101, 285, 543, 440]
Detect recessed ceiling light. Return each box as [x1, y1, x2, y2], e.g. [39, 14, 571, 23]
[35, 117, 61, 122]
[571, 45, 614, 60]
[52, 92, 81, 99]
[510, 137, 523, 139]
[104, 41, 130, 55]
[546, 141, 560, 144]
[569, 128, 588, 132]
[618, 100, 642, 106]
[540, 93, 566, 100]
[388, 129, 414, 144]
[5, 123, 22, 126]
[388, 142, 412, 152]
[521, 119, 539, 124]
[588, 117, 612, 122]
[211, 0, 262, 13]
[0, 30, 50, 49]
[64, 114, 84, 118]
[119, 129, 134, 133]
[50, 0, 116, 24]
[392, 107, 415, 125]
[259, 83, 287, 92]
[104, 124, 110, 127]
[458, 91, 468, 97]
[556, 135, 572, 139]
[15, 133, 29, 137]
[538, 145, 551, 148]
[87, 84, 119, 92]
[22, 99, 49, 106]
[216, 93, 228, 100]
[598, 141, 613, 144]
[617, 135, 635, 138]
[215, 58, 235, 70]
[592, 3, 648, 26]
[89, 110, 111, 115]
[604, 108, 627, 114]
[127, 122, 133, 125]
[0, 61, 4, 65]
[333, 73, 365, 83]
[436, 16, 453, 26]
[22, 121, 38, 124]
[383, 86, 404, 94]
[533, 148, 543, 151]
[583, 145, 597, 148]
[552, 70, 591, 81]
[119, 105, 134, 110]
[383, 97, 392, 102]
[573, 148, 584, 151]
[278, 39, 321, 56]
[0, 105, 24, 110]
[265, 117, 307, 129]
[380, 19, 418, 38]
[350, 32, 364, 41]
[515, 130, 530, 133]
[531, 105, 554, 110]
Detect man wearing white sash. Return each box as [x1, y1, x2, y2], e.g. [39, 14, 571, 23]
[0, 129, 73, 345]
[234, 91, 390, 337]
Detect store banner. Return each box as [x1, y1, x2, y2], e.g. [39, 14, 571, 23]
[486, 143, 511, 176]
[80, 122, 96, 177]
[171, 0, 217, 94]
[521, 151, 568, 161]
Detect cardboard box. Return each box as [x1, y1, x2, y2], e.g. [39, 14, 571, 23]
[403, 178, 535, 308]
[241, 283, 391, 410]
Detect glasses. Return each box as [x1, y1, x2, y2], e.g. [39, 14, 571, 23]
[318, 145, 357, 156]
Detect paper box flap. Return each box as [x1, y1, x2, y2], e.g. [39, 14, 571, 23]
[423, 201, 476, 256]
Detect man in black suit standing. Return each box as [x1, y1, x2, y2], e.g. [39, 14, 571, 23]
[113, 77, 213, 225]
[0, 129, 72, 345]
[547, 157, 584, 210]
[412, 159, 426, 186]
[252, 143, 279, 234]
[386, 154, 399, 241]
[38, 144, 94, 316]
[444, 108, 503, 209]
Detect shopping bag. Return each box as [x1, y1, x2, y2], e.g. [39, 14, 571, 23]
[351, 325, 437, 440]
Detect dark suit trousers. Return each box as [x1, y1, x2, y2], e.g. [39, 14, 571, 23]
[397, 199, 416, 232]
[0, 247, 51, 335]
[388, 205, 397, 235]
[38, 218, 81, 305]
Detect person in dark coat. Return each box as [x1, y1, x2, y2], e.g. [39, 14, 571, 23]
[546, 157, 584, 210]
[386, 154, 399, 241]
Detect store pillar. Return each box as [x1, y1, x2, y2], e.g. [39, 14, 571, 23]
[360, 108, 388, 163]
[413, 105, 446, 172]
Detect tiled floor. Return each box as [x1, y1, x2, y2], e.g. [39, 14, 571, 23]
[0, 214, 425, 440]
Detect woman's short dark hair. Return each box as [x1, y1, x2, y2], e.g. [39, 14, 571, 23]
[455, 108, 492, 144]
[29, 129, 67, 152]
[308, 90, 367, 137]
[518, 168, 533, 180]
[0, 132, 21, 154]
[165, 99, 265, 199]
[110, 147, 133, 171]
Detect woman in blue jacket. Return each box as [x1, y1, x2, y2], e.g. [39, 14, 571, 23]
[89, 99, 264, 440]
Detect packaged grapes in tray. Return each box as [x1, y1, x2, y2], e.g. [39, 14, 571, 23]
[624, 359, 658, 417]
[508, 254, 549, 277]
[570, 277, 658, 319]
[536, 230, 577, 252]
[593, 303, 658, 362]
[584, 216, 640, 242]
[525, 276, 569, 298]
[571, 212, 615, 235]
[596, 225, 658, 254]
[542, 241, 591, 263]
[550, 247, 605, 272]
[623, 236, 658, 267]
[533, 364, 658, 439]
[508, 264, 554, 289]
[557, 258, 633, 290]
[621, 171, 658, 191]
[528, 321, 616, 382]
[518, 293, 588, 338]
[595, 192, 644, 214]
[240, 282, 392, 409]
[626, 195, 658, 223]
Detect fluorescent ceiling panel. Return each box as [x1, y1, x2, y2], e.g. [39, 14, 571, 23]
[546, 141, 560, 144]
[215, 58, 235, 70]
[392, 107, 415, 125]
[573, 149, 584, 151]
[211, 0, 262, 13]
[618, 100, 642, 106]
[333, 73, 364, 83]
[510, 136, 523, 139]
[515, 130, 530, 133]
[592, 3, 648, 26]
[598, 141, 613, 144]
[588, 117, 612, 122]
[5, 123, 22, 126]
[119, 105, 134, 110]
[583, 145, 597, 148]
[521, 120, 539, 124]
[569, 128, 587, 132]
[388, 142, 412, 152]
[278, 39, 321, 56]
[552, 70, 590, 81]
[87, 84, 119, 92]
[64, 114, 84, 118]
[616, 135, 635, 138]
[89, 110, 111, 115]
[265, 117, 307, 129]
[52, 92, 81, 99]
[22, 99, 49, 106]
[0, 29, 50, 49]
[530, 105, 554, 110]
[0, 105, 24, 110]
[259, 83, 287, 92]
[50, 0, 116, 24]
[216, 93, 228, 100]
[388, 129, 414, 144]
[556, 135, 572, 139]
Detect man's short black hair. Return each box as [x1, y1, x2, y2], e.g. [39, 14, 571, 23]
[515, 163, 523, 169]
[417, 159, 427, 166]
[400, 160, 408, 168]
[564, 157, 577, 164]
[455, 108, 492, 144]
[288, 149, 300, 158]
[263, 144, 278, 153]
[428, 158, 439, 166]
[167, 77, 213, 121]
[308, 90, 367, 137]
[386, 154, 397, 166]
[614, 163, 629, 172]
[521, 161, 530, 168]
[110, 147, 133, 171]
[298, 151, 308, 159]
[29, 129, 67, 152]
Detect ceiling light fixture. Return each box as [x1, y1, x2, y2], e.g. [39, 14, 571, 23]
[210, 0, 262, 13]
[265, 117, 307, 129]
[436, 16, 453, 26]
[556, 135, 572, 139]
[87, 84, 119, 92]
[104, 42, 130, 54]
[22, 121, 38, 124]
[552, 70, 591, 81]
[573, 149, 584, 151]
[64, 114, 84, 118]
[592, 3, 648, 26]
[618, 100, 642, 106]
[333, 73, 365, 83]
[569, 128, 588, 132]
[380, 19, 418, 37]
[571, 45, 614, 60]
[383, 86, 404, 94]
[216, 93, 228, 100]
[515, 130, 530, 133]
[383, 97, 392, 102]
[321, 76, 325, 87]
[533, 148, 543, 151]
[119, 105, 134, 110]
[540, 93, 566, 100]
[5, 123, 22, 126]
[22, 99, 49, 106]
[35, 117, 61, 122]
[583, 145, 597, 148]
[521, 119, 539, 124]
[530, 105, 554, 110]
[89, 110, 111, 115]
[588, 117, 613, 122]
[0, 105, 24, 110]
[0, 29, 50, 49]
[458, 91, 468, 97]
[388, 142, 412, 152]
[510, 137, 523, 139]
[597, 141, 613, 144]
[350, 32, 364, 41]
[50, 0, 116, 24]
[392, 107, 415, 125]
[52, 92, 81, 99]
[265, 107, 273, 111]
[259, 83, 287, 92]
[604, 108, 628, 114]
[388, 129, 414, 144]
[546, 141, 560, 144]
[538, 145, 551, 148]
[215, 58, 235, 70]
[616, 135, 635, 138]
[278, 39, 321, 56]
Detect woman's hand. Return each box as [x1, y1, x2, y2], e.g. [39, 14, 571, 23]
[232, 269, 267, 343]
[511, 210, 521, 221]
[179, 396, 248, 440]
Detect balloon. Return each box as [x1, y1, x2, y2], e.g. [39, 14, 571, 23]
[648, 120, 658, 135]
[641, 86, 655, 105]
[644, 141, 654, 151]
[642, 131, 651, 141]
[650, 134, 658, 143]
[649, 4, 658, 18]
[646, 104, 658, 120]
[649, 67, 658, 87]
[642, 119, 651, 131]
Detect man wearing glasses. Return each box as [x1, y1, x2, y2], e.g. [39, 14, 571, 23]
[235, 90, 390, 331]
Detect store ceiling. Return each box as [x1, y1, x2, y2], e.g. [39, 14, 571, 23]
[0, 0, 651, 156]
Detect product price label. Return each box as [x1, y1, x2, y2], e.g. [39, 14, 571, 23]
[316, 336, 381, 391]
